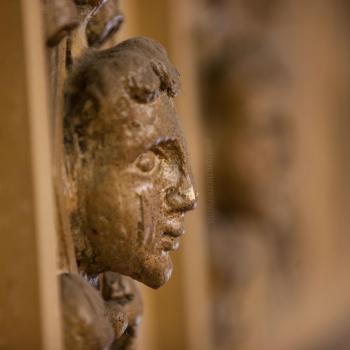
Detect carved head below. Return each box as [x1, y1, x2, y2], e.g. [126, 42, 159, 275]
[64, 37, 197, 288]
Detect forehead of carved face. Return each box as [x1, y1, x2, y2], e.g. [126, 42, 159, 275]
[79, 91, 197, 289]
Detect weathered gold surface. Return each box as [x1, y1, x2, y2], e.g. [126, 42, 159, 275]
[42, 0, 198, 342]
[59, 36, 196, 349]
[64, 37, 197, 288]
[44, 1, 196, 347]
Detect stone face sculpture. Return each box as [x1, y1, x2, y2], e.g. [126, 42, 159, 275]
[44, 1, 197, 346]
[64, 37, 197, 288]
[58, 36, 197, 349]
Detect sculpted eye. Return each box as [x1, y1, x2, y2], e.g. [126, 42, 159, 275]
[135, 150, 157, 172]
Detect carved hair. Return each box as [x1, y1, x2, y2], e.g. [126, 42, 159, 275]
[64, 36, 180, 153]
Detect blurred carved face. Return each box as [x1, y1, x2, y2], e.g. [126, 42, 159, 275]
[213, 84, 290, 224]
[80, 94, 197, 288]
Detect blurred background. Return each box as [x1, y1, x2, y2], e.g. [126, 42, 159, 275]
[118, 1, 350, 350]
[2, 0, 350, 349]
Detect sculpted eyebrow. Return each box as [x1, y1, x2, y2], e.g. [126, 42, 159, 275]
[151, 139, 185, 166]
[151, 143, 168, 160]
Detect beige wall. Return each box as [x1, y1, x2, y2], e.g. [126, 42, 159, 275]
[0, 1, 62, 349]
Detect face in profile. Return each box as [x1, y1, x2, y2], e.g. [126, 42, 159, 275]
[84, 95, 196, 288]
[65, 37, 197, 288]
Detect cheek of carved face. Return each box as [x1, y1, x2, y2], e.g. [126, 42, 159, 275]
[85, 141, 197, 288]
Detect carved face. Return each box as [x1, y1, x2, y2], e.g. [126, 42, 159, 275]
[80, 93, 197, 288]
[212, 81, 290, 227]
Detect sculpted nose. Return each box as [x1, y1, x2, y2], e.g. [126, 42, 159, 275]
[165, 176, 197, 212]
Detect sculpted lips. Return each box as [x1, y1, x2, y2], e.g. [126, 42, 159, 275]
[161, 216, 185, 251]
